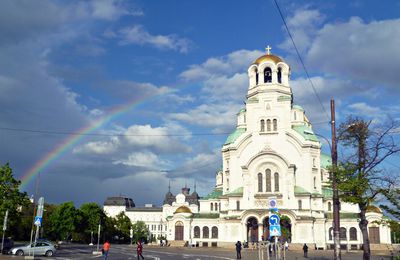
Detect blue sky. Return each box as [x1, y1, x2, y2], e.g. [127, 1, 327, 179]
[1, 0, 399, 206]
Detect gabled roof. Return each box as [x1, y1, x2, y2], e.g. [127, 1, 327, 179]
[294, 186, 311, 195]
[203, 188, 223, 199]
[320, 153, 332, 169]
[226, 187, 243, 196]
[292, 125, 319, 142]
[224, 128, 246, 145]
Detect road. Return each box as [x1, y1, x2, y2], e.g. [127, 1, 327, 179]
[0, 244, 395, 259]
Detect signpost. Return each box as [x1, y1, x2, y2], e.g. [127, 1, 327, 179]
[1, 210, 8, 254]
[32, 197, 44, 258]
[268, 200, 281, 260]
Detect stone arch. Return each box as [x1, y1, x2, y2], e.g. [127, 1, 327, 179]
[194, 226, 200, 238]
[203, 226, 209, 238]
[175, 221, 184, 240]
[246, 216, 259, 243]
[264, 67, 272, 83]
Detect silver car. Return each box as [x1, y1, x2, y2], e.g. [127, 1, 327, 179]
[10, 241, 57, 257]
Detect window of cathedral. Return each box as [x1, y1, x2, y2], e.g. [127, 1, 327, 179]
[328, 202, 332, 211]
[211, 203, 213, 211]
[219, 202, 221, 211]
[264, 67, 272, 83]
[256, 70, 259, 85]
[313, 158, 316, 168]
[266, 169, 271, 192]
[274, 172, 279, 191]
[340, 227, 347, 240]
[273, 119, 277, 131]
[212, 226, 218, 238]
[194, 226, 200, 238]
[313, 177, 316, 189]
[329, 227, 333, 240]
[203, 226, 209, 238]
[215, 203, 218, 211]
[298, 200, 302, 210]
[260, 120, 265, 132]
[294, 111, 297, 121]
[236, 200, 240, 210]
[258, 173, 263, 192]
[266, 119, 271, 132]
[349, 227, 357, 240]
[277, 67, 282, 83]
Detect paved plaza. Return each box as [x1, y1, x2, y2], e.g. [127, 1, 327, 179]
[0, 244, 396, 260]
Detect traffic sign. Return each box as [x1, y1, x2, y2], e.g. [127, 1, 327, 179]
[269, 198, 278, 212]
[36, 197, 44, 218]
[269, 214, 280, 226]
[269, 225, 281, 236]
[3, 210, 8, 231]
[34, 216, 42, 226]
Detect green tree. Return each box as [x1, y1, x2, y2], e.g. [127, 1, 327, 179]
[0, 163, 30, 239]
[79, 203, 106, 243]
[48, 202, 78, 241]
[114, 212, 132, 242]
[336, 117, 400, 260]
[131, 221, 149, 243]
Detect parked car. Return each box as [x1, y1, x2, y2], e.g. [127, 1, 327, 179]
[0, 238, 14, 254]
[9, 241, 57, 256]
[36, 238, 60, 249]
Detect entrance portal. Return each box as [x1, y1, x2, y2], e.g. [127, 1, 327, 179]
[175, 221, 184, 240]
[247, 217, 259, 242]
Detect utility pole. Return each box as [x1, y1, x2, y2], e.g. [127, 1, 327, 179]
[331, 99, 341, 259]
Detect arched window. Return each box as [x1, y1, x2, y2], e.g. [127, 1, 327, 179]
[340, 227, 347, 240]
[255, 69, 259, 85]
[212, 226, 218, 238]
[236, 200, 240, 210]
[210, 203, 213, 211]
[258, 173, 263, 192]
[260, 120, 265, 132]
[313, 177, 316, 189]
[215, 203, 218, 211]
[219, 203, 221, 211]
[350, 227, 357, 240]
[203, 226, 209, 238]
[265, 169, 271, 192]
[277, 67, 282, 83]
[264, 67, 272, 83]
[298, 200, 302, 210]
[267, 119, 271, 132]
[274, 172, 279, 191]
[194, 226, 200, 238]
[329, 227, 333, 240]
[328, 202, 332, 211]
[294, 111, 297, 120]
[273, 119, 277, 131]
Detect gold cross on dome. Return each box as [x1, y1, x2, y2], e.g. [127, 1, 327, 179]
[266, 45, 272, 55]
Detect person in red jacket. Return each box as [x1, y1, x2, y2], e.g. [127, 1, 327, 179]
[102, 241, 110, 260]
[136, 241, 144, 260]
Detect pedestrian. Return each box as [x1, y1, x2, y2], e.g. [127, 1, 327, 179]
[303, 243, 308, 258]
[284, 241, 289, 251]
[137, 241, 144, 260]
[102, 241, 110, 260]
[235, 241, 242, 259]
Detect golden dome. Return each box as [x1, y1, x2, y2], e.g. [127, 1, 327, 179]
[174, 206, 192, 214]
[253, 54, 283, 65]
[366, 205, 382, 213]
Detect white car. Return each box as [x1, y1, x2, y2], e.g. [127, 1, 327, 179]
[10, 241, 57, 257]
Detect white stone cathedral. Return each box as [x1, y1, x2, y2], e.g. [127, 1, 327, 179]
[104, 49, 391, 249]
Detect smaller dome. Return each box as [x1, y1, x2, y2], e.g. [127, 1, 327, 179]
[366, 205, 382, 213]
[174, 206, 192, 214]
[253, 54, 283, 65]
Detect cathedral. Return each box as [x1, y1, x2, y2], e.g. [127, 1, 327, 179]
[103, 49, 391, 249]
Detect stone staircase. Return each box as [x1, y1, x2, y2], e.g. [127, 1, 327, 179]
[168, 240, 186, 247]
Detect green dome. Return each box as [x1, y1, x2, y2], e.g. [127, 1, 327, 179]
[224, 128, 246, 145]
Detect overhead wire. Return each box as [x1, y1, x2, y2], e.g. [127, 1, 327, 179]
[272, 0, 330, 121]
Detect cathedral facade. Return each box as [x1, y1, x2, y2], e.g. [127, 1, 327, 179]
[104, 51, 391, 249]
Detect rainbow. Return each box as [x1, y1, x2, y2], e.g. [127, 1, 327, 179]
[20, 89, 175, 190]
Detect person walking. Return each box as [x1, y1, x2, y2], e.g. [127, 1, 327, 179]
[137, 241, 144, 260]
[102, 241, 110, 260]
[235, 241, 242, 259]
[303, 243, 308, 258]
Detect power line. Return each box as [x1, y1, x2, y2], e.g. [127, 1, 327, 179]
[0, 127, 229, 137]
[272, 0, 330, 120]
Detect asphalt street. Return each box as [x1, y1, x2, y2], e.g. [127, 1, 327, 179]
[0, 244, 396, 260]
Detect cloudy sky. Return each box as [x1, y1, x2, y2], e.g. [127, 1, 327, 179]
[1, 0, 399, 206]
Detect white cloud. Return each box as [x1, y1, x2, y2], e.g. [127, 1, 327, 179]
[118, 25, 191, 53]
[90, 0, 143, 20]
[113, 151, 170, 169]
[73, 137, 120, 155]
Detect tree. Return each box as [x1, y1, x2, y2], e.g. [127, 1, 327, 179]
[131, 221, 149, 243]
[79, 203, 106, 243]
[114, 212, 132, 242]
[48, 202, 78, 241]
[0, 163, 30, 238]
[336, 117, 400, 260]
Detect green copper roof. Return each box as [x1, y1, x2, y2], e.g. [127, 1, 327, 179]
[192, 213, 220, 219]
[226, 187, 243, 196]
[237, 108, 246, 114]
[203, 188, 223, 199]
[326, 212, 359, 219]
[294, 186, 311, 195]
[224, 128, 246, 145]
[320, 153, 332, 169]
[277, 95, 291, 102]
[322, 187, 333, 198]
[292, 125, 319, 142]
[247, 97, 259, 103]
[292, 105, 304, 111]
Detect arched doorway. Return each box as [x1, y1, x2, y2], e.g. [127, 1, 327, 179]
[247, 217, 259, 243]
[175, 221, 184, 240]
[280, 216, 292, 242]
[262, 217, 270, 241]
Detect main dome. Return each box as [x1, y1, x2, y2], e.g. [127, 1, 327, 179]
[174, 206, 192, 214]
[253, 54, 283, 65]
